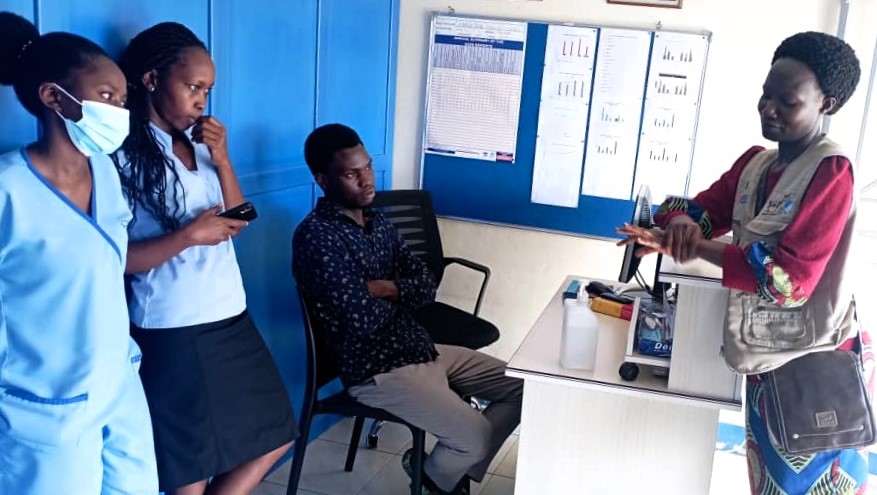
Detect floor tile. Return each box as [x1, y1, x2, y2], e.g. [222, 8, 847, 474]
[470, 474, 491, 495]
[253, 481, 325, 495]
[356, 453, 412, 495]
[279, 417, 877, 495]
[492, 438, 518, 479]
[319, 417, 358, 445]
[486, 435, 518, 476]
[252, 481, 288, 495]
[357, 452, 495, 495]
[321, 417, 414, 455]
[265, 458, 292, 486]
[267, 439, 394, 495]
[478, 475, 515, 495]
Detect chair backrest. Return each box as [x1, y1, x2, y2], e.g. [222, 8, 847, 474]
[296, 286, 342, 393]
[371, 189, 446, 285]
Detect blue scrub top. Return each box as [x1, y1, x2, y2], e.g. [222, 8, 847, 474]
[119, 123, 246, 329]
[0, 149, 134, 424]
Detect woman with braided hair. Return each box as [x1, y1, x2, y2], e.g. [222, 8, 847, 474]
[112, 22, 297, 495]
[619, 32, 870, 494]
[0, 11, 157, 494]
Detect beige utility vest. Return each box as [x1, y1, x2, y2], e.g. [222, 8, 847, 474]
[723, 135, 858, 375]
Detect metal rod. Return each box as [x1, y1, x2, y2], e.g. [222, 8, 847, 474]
[825, 0, 852, 133]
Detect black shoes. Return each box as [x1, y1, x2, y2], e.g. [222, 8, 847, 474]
[401, 448, 471, 495]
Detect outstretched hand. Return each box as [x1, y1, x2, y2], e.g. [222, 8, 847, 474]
[616, 217, 704, 262]
[662, 215, 703, 263]
[615, 223, 667, 258]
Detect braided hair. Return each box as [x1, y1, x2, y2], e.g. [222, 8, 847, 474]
[772, 32, 861, 115]
[113, 22, 207, 231]
[0, 12, 108, 118]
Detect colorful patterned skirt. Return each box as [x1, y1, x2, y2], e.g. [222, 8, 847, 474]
[746, 334, 874, 495]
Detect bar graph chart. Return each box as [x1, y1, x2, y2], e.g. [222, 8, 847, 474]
[634, 31, 709, 202]
[655, 76, 688, 96]
[643, 103, 693, 137]
[662, 46, 695, 63]
[654, 114, 675, 129]
[557, 80, 589, 99]
[600, 106, 625, 124]
[596, 140, 619, 155]
[561, 37, 591, 58]
[647, 146, 679, 163]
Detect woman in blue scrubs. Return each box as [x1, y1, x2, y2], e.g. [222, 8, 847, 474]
[0, 12, 157, 495]
[111, 22, 297, 495]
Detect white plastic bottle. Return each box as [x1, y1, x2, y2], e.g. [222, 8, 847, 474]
[560, 298, 599, 370]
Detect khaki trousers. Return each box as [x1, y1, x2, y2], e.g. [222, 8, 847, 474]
[348, 344, 523, 492]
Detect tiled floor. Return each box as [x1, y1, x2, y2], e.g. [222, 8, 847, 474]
[255, 417, 518, 495]
[256, 414, 877, 495]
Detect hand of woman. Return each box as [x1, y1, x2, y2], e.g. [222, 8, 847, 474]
[191, 116, 231, 168]
[182, 205, 248, 246]
[662, 215, 703, 263]
[615, 224, 667, 258]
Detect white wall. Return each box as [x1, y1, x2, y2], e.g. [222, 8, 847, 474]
[393, 0, 877, 360]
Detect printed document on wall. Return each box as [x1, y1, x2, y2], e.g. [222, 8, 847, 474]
[582, 28, 651, 199]
[634, 32, 709, 202]
[531, 25, 598, 207]
[425, 16, 527, 162]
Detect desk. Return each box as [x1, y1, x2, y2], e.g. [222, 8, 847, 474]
[506, 263, 742, 494]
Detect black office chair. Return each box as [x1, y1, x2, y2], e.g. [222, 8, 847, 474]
[286, 287, 427, 495]
[344, 189, 500, 451]
[372, 189, 500, 349]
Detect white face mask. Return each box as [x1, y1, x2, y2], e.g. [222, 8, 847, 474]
[53, 84, 130, 157]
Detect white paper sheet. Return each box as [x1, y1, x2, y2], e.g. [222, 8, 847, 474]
[425, 17, 528, 163]
[531, 25, 598, 207]
[634, 32, 709, 202]
[581, 28, 651, 200]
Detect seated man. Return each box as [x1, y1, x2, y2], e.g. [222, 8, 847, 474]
[292, 123, 523, 495]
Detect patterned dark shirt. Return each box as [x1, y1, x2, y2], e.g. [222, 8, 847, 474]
[292, 198, 438, 387]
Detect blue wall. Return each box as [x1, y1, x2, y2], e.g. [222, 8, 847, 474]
[0, 0, 399, 444]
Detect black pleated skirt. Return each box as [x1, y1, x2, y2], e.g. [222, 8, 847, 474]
[132, 310, 299, 491]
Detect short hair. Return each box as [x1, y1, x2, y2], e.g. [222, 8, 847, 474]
[304, 123, 363, 175]
[0, 11, 108, 117]
[772, 31, 861, 114]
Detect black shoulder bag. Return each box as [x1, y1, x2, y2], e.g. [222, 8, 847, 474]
[762, 328, 875, 454]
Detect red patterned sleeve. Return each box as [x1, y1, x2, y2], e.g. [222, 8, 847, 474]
[654, 147, 765, 238]
[722, 156, 854, 306]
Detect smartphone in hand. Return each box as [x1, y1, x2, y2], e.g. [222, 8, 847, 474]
[218, 202, 258, 222]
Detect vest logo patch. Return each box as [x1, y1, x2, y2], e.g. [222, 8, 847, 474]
[739, 194, 749, 204]
[765, 194, 794, 216]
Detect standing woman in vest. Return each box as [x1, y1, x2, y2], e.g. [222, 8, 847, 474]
[0, 12, 157, 494]
[619, 32, 867, 494]
[111, 22, 297, 495]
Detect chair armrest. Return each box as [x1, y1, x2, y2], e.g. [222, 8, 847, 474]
[443, 257, 491, 316]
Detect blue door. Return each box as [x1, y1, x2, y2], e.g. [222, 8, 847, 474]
[0, 0, 400, 443]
